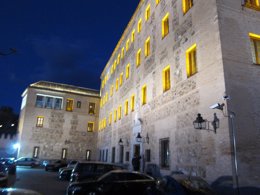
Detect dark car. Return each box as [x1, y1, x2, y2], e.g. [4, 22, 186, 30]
[0, 158, 16, 175]
[59, 167, 73, 181]
[0, 173, 8, 188]
[15, 157, 40, 168]
[67, 170, 157, 195]
[45, 160, 67, 171]
[70, 161, 124, 182]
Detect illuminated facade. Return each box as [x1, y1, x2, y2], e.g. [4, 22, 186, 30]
[98, 0, 260, 187]
[18, 81, 100, 160]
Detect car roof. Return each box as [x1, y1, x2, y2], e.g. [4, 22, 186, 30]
[77, 161, 123, 166]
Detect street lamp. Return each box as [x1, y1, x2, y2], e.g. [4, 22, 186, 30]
[136, 132, 149, 144]
[118, 138, 129, 146]
[193, 113, 220, 133]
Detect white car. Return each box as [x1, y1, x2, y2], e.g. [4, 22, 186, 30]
[15, 157, 40, 168]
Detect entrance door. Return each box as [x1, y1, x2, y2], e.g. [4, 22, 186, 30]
[133, 144, 140, 156]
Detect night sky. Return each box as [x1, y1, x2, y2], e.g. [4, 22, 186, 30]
[0, 0, 140, 114]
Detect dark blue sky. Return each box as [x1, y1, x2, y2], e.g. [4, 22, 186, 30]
[0, 0, 140, 114]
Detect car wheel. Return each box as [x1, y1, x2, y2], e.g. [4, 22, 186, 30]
[88, 192, 96, 195]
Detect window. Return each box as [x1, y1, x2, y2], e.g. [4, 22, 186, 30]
[131, 95, 135, 111]
[89, 102, 95, 114]
[132, 30, 135, 42]
[116, 78, 119, 91]
[86, 150, 91, 161]
[109, 112, 112, 125]
[114, 109, 117, 122]
[162, 13, 169, 38]
[244, 0, 260, 10]
[125, 100, 129, 116]
[186, 44, 197, 78]
[145, 37, 151, 57]
[145, 149, 151, 162]
[33, 146, 40, 158]
[119, 72, 123, 86]
[126, 64, 130, 79]
[61, 148, 67, 160]
[119, 145, 124, 163]
[112, 147, 116, 163]
[45, 97, 54, 109]
[182, 0, 193, 14]
[117, 54, 121, 65]
[121, 47, 125, 59]
[162, 65, 171, 92]
[35, 95, 62, 110]
[138, 18, 142, 33]
[118, 106, 122, 120]
[145, 4, 151, 21]
[141, 85, 147, 105]
[249, 33, 260, 64]
[110, 85, 114, 96]
[136, 49, 141, 67]
[66, 98, 73, 111]
[126, 39, 130, 51]
[125, 151, 130, 161]
[76, 101, 81, 108]
[160, 138, 170, 168]
[36, 116, 44, 127]
[87, 122, 94, 132]
[156, 0, 161, 5]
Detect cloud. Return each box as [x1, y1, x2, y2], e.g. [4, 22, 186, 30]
[31, 37, 102, 90]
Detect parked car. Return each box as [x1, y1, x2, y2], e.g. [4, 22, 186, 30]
[66, 160, 78, 168]
[44, 160, 67, 171]
[70, 161, 125, 182]
[59, 167, 73, 181]
[0, 188, 42, 195]
[0, 158, 16, 174]
[0, 173, 8, 188]
[14, 157, 40, 168]
[67, 170, 157, 195]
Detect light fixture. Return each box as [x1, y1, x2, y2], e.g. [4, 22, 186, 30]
[118, 138, 129, 146]
[193, 113, 219, 133]
[136, 132, 149, 144]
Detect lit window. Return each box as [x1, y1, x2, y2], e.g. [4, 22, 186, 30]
[145, 37, 151, 57]
[114, 109, 117, 122]
[118, 106, 122, 120]
[61, 148, 67, 160]
[141, 85, 147, 105]
[131, 95, 135, 111]
[136, 49, 141, 67]
[160, 138, 170, 168]
[109, 112, 112, 125]
[117, 54, 121, 65]
[125, 100, 129, 116]
[186, 44, 197, 78]
[116, 78, 119, 91]
[145, 4, 151, 21]
[249, 33, 260, 64]
[121, 47, 125, 59]
[103, 118, 106, 128]
[89, 102, 95, 114]
[162, 13, 169, 38]
[138, 19, 142, 33]
[36, 116, 44, 127]
[162, 65, 171, 92]
[33, 146, 40, 158]
[126, 64, 130, 79]
[126, 39, 130, 51]
[244, 0, 260, 10]
[87, 122, 94, 132]
[156, 0, 161, 5]
[132, 30, 135, 42]
[113, 60, 116, 70]
[110, 85, 114, 96]
[120, 72, 124, 86]
[66, 99, 73, 111]
[182, 0, 193, 14]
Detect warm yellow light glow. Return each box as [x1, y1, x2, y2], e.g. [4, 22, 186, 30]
[145, 4, 151, 21]
[156, 0, 161, 5]
[245, 0, 260, 9]
[117, 54, 121, 65]
[136, 49, 141, 67]
[131, 95, 135, 111]
[121, 47, 125, 59]
[120, 72, 123, 86]
[145, 37, 151, 57]
[116, 78, 119, 91]
[249, 32, 260, 40]
[126, 64, 130, 79]
[186, 44, 197, 78]
[109, 112, 112, 125]
[249, 32, 260, 64]
[125, 100, 129, 116]
[162, 13, 169, 38]
[141, 85, 147, 105]
[66, 98, 74, 111]
[126, 39, 130, 51]
[118, 106, 122, 120]
[110, 85, 114, 96]
[132, 30, 135, 42]
[182, 0, 193, 14]
[138, 18, 142, 33]
[87, 122, 94, 132]
[114, 109, 117, 122]
[36, 116, 44, 127]
[162, 65, 171, 92]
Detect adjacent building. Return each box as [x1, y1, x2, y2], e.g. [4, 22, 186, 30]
[98, 0, 260, 187]
[18, 81, 100, 161]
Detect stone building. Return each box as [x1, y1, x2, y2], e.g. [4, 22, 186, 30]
[18, 81, 100, 161]
[98, 0, 260, 187]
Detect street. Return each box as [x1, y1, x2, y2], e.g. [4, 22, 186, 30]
[10, 167, 69, 195]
